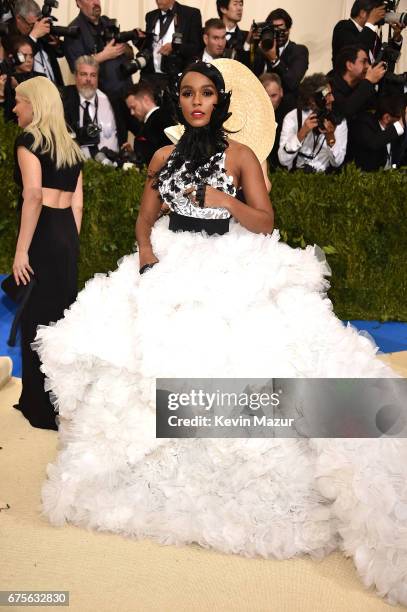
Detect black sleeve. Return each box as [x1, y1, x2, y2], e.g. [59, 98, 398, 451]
[15, 131, 35, 150]
[333, 79, 376, 118]
[273, 45, 309, 94]
[64, 32, 90, 73]
[179, 9, 203, 62]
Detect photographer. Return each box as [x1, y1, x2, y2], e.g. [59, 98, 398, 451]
[330, 45, 385, 120]
[4, 0, 64, 86]
[125, 82, 172, 166]
[62, 55, 127, 161]
[216, 0, 249, 63]
[278, 74, 348, 173]
[332, 1, 404, 67]
[64, 0, 131, 98]
[200, 18, 227, 62]
[142, 1, 203, 91]
[252, 9, 309, 99]
[1, 35, 43, 120]
[259, 72, 295, 170]
[348, 95, 406, 170]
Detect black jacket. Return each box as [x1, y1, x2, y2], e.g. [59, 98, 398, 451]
[348, 111, 405, 171]
[143, 1, 203, 75]
[252, 41, 309, 97]
[61, 85, 127, 147]
[330, 72, 377, 120]
[64, 12, 131, 97]
[268, 94, 296, 171]
[224, 25, 249, 65]
[134, 108, 172, 165]
[332, 19, 402, 68]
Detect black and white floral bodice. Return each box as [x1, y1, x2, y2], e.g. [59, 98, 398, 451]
[158, 151, 237, 220]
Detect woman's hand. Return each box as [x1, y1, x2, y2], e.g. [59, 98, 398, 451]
[13, 250, 34, 286]
[183, 184, 230, 209]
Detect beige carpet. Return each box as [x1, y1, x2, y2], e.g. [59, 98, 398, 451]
[1, 353, 407, 612]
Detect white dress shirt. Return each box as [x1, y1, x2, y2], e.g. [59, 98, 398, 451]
[30, 34, 55, 82]
[79, 89, 119, 159]
[202, 49, 215, 62]
[153, 11, 175, 73]
[278, 108, 348, 172]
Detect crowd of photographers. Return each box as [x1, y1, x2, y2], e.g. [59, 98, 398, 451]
[0, 0, 407, 173]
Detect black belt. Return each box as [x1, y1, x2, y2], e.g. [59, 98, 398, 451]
[169, 212, 230, 236]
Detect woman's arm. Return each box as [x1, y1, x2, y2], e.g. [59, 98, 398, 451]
[71, 171, 83, 233]
[13, 147, 43, 285]
[135, 146, 173, 270]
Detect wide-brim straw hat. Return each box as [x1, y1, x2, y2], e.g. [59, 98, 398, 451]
[164, 58, 276, 164]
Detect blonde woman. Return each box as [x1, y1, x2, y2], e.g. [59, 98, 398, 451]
[12, 76, 84, 431]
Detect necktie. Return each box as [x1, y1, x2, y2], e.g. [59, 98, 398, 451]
[83, 101, 92, 127]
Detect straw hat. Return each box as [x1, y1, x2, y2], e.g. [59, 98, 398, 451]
[164, 58, 276, 164]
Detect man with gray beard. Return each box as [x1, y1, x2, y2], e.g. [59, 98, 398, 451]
[61, 55, 127, 160]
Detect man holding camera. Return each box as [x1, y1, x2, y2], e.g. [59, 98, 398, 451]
[348, 95, 406, 170]
[332, 1, 404, 67]
[330, 45, 386, 120]
[252, 9, 309, 99]
[64, 0, 131, 98]
[278, 74, 348, 173]
[141, 0, 203, 91]
[4, 0, 64, 86]
[62, 55, 127, 161]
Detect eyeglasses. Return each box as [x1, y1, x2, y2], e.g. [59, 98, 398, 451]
[18, 14, 40, 30]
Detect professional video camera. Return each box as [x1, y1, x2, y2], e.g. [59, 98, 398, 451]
[120, 49, 152, 78]
[41, 0, 79, 38]
[313, 86, 343, 132]
[375, 0, 407, 27]
[95, 146, 144, 169]
[101, 18, 146, 46]
[251, 20, 287, 52]
[75, 121, 102, 148]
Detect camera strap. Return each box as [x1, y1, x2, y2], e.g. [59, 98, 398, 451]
[292, 108, 325, 171]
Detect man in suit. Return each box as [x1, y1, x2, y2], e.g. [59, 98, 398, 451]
[64, 0, 131, 98]
[5, 0, 64, 86]
[62, 55, 127, 161]
[125, 82, 172, 166]
[330, 45, 385, 121]
[201, 19, 227, 62]
[259, 72, 296, 171]
[252, 8, 309, 99]
[332, 0, 404, 68]
[216, 0, 249, 63]
[348, 95, 406, 170]
[142, 0, 203, 91]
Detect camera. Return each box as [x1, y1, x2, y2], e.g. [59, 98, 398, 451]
[251, 21, 286, 52]
[101, 18, 144, 45]
[95, 146, 144, 169]
[41, 0, 79, 38]
[375, 43, 407, 88]
[374, 0, 407, 27]
[75, 122, 102, 148]
[313, 86, 343, 131]
[0, 50, 24, 76]
[120, 49, 152, 79]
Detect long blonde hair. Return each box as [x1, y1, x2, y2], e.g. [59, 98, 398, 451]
[15, 76, 85, 168]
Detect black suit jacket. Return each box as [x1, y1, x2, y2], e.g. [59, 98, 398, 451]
[348, 111, 404, 171]
[332, 19, 403, 68]
[268, 94, 296, 171]
[330, 72, 377, 120]
[134, 108, 172, 165]
[224, 25, 249, 64]
[61, 85, 127, 147]
[143, 1, 203, 75]
[252, 41, 309, 97]
[64, 12, 131, 97]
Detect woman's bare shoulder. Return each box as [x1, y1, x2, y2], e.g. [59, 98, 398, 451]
[150, 145, 176, 170]
[227, 139, 258, 163]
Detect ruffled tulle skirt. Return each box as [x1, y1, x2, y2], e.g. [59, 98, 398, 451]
[34, 217, 407, 606]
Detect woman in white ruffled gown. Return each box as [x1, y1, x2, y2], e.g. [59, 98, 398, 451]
[34, 61, 407, 606]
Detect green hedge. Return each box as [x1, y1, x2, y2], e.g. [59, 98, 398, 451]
[1, 112, 406, 321]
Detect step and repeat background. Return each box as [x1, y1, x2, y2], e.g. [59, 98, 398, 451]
[52, 0, 407, 81]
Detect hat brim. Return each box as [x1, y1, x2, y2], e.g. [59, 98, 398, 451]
[212, 58, 276, 163]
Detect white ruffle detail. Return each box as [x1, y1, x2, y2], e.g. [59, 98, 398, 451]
[33, 217, 405, 606]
